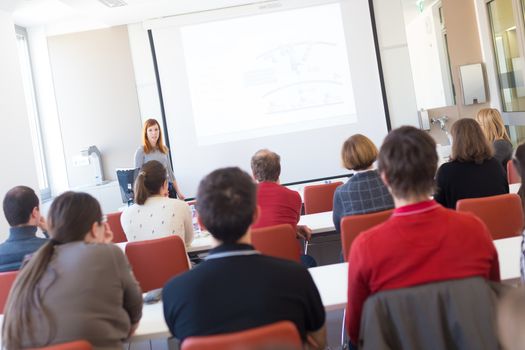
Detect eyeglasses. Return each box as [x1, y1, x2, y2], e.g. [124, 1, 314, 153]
[100, 215, 108, 224]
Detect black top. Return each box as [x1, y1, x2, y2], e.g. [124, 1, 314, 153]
[0, 226, 48, 272]
[162, 243, 325, 341]
[434, 158, 509, 209]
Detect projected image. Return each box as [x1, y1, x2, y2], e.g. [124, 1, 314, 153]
[181, 3, 356, 145]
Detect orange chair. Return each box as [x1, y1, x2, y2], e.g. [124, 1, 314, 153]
[340, 209, 394, 261]
[106, 212, 127, 243]
[456, 193, 524, 240]
[181, 321, 302, 350]
[0, 271, 18, 313]
[508, 160, 521, 185]
[125, 235, 190, 292]
[303, 182, 343, 214]
[30, 340, 92, 350]
[251, 224, 301, 263]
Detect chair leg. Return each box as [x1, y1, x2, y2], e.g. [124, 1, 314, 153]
[341, 308, 348, 349]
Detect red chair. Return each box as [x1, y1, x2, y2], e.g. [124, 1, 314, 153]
[251, 224, 301, 263]
[181, 321, 302, 350]
[340, 209, 394, 261]
[125, 235, 190, 292]
[0, 271, 18, 313]
[30, 340, 92, 350]
[106, 212, 127, 243]
[508, 160, 521, 185]
[456, 194, 524, 240]
[303, 182, 343, 214]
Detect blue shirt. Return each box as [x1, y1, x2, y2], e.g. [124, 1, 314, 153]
[0, 226, 48, 272]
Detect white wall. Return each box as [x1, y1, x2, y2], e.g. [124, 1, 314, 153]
[372, 0, 420, 129]
[0, 10, 39, 239]
[27, 26, 69, 196]
[46, 26, 143, 188]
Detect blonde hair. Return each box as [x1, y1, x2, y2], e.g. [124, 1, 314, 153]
[476, 108, 510, 143]
[451, 118, 494, 164]
[341, 134, 378, 171]
[142, 119, 168, 154]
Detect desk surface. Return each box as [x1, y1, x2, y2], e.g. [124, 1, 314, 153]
[131, 235, 522, 342]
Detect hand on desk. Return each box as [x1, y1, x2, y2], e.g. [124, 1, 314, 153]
[297, 225, 312, 241]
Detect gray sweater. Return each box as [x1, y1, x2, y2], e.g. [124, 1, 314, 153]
[20, 242, 143, 350]
[134, 146, 176, 182]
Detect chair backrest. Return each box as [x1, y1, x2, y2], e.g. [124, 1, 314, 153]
[303, 182, 343, 214]
[456, 193, 524, 240]
[30, 340, 92, 350]
[0, 271, 18, 313]
[181, 321, 302, 350]
[340, 209, 393, 261]
[251, 224, 301, 263]
[359, 277, 501, 350]
[106, 212, 127, 243]
[507, 160, 521, 185]
[125, 235, 189, 292]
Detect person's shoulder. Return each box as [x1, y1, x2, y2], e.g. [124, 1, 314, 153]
[135, 146, 145, 154]
[493, 139, 513, 148]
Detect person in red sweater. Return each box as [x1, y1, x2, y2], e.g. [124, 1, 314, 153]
[346, 126, 500, 348]
[250, 149, 312, 240]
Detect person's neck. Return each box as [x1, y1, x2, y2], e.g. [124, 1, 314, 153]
[393, 194, 431, 208]
[354, 165, 374, 174]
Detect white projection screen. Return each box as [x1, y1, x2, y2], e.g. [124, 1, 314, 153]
[147, 0, 390, 198]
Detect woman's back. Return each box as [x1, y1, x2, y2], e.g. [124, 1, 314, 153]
[121, 196, 194, 245]
[435, 158, 509, 209]
[21, 242, 142, 350]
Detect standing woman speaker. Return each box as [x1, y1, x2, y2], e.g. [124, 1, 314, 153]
[135, 118, 185, 199]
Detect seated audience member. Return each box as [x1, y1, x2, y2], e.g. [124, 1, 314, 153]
[346, 126, 500, 349]
[250, 149, 315, 266]
[511, 143, 525, 283]
[332, 134, 394, 233]
[498, 287, 525, 350]
[0, 186, 48, 272]
[476, 108, 513, 171]
[163, 167, 326, 349]
[434, 118, 508, 209]
[121, 160, 194, 245]
[250, 149, 309, 236]
[2, 192, 143, 349]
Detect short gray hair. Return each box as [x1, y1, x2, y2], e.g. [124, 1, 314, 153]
[250, 149, 281, 182]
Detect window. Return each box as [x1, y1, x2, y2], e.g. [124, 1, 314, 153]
[15, 26, 51, 200]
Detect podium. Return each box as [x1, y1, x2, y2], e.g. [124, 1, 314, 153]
[116, 168, 138, 204]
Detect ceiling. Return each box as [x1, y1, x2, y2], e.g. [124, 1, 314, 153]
[0, 0, 274, 35]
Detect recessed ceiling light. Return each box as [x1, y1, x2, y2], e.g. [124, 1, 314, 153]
[97, 0, 127, 8]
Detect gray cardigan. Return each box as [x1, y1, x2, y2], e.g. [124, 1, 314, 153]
[20, 242, 143, 350]
[134, 146, 176, 182]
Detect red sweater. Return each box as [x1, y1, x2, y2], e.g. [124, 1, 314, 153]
[252, 182, 302, 229]
[346, 200, 500, 343]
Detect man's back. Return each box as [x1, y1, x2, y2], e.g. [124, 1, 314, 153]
[346, 200, 500, 342]
[253, 182, 301, 229]
[163, 243, 325, 341]
[0, 226, 47, 272]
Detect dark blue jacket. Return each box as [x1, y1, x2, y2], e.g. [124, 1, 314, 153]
[0, 226, 48, 272]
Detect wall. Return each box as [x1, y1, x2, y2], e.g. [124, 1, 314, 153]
[0, 10, 39, 238]
[373, 0, 420, 130]
[46, 25, 142, 188]
[427, 0, 491, 145]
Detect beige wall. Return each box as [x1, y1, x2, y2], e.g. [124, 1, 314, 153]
[47, 26, 142, 188]
[428, 0, 490, 144]
[0, 11, 40, 238]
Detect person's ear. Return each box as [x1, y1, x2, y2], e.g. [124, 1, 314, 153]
[252, 206, 260, 225]
[380, 171, 388, 186]
[31, 207, 39, 219]
[85, 222, 99, 242]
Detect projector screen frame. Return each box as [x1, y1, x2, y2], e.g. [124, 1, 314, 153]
[146, 0, 391, 199]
